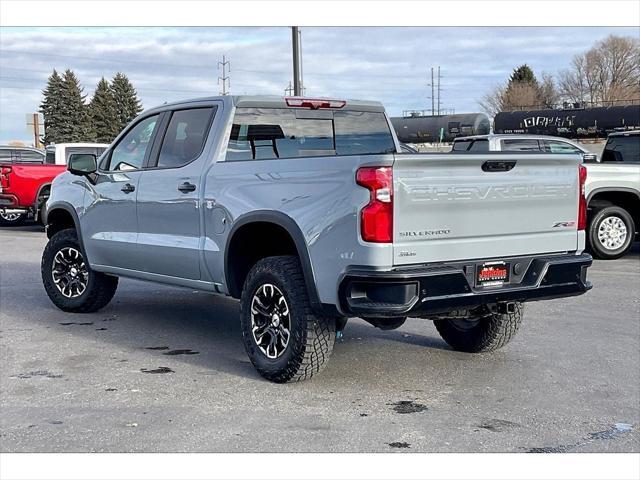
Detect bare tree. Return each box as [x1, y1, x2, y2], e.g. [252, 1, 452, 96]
[478, 83, 506, 117]
[539, 73, 559, 108]
[559, 35, 640, 105]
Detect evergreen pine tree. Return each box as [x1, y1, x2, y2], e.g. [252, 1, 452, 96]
[509, 64, 538, 86]
[39, 70, 66, 145]
[89, 77, 119, 142]
[59, 69, 94, 142]
[111, 72, 143, 133]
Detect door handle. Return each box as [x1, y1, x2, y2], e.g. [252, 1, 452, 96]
[481, 161, 516, 172]
[178, 182, 196, 193]
[121, 183, 135, 194]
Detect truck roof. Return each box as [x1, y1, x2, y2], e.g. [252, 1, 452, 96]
[146, 95, 386, 113]
[607, 130, 639, 137]
[45, 143, 110, 149]
[453, 133, 582, 142]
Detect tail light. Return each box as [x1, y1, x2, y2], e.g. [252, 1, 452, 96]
[578, 164, 587, 230]
[356, 167, 393, 243]
[285, 97, 346, 109]
[1, 166, 11, 188]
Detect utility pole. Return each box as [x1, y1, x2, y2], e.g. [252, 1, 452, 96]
[292, 26, 302, 96]
[437, 66, 441, 116]
[218, 55, 230, 95]
[430, 67, 435, 116]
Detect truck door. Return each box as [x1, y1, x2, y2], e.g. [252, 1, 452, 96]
[82, 114, 161, 270]
[135, 106, 217, 280]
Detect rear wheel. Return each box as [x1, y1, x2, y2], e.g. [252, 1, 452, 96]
[588, 206, 635, 260]
[0, 210, 27, 226]
[41, 228, 118, 313]
[240, 255, 335, 383]
[434, 304, 524, 353]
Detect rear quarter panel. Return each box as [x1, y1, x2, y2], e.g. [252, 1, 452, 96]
[203, 154, 395, 306]
[585, 163, 640, 201]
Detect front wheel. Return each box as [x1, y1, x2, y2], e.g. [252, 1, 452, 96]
[588, 206, 635, 260]
[434, 304, 524, 353]
[240, 255, 335, 383]
[0, 210, 27, 227]
[41, 228, 118, 313]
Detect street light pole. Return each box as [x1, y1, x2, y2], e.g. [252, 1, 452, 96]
[292, 26, 302, 96]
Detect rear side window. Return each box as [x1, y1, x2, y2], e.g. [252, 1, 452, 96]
[225, 108, 394, 161]
[20, 150, 45, 162]
[45, 150, 56, 164]
[156, 107, 215, 168]
[0, 149, 13, 161]
[602, 136, 639, 164]
[501, 139, 542, 151]
[544, 140, 583, 154]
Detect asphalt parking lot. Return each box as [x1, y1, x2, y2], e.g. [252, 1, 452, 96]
[1, 225, 638, 453]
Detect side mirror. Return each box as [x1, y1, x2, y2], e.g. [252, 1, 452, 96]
[582, 153, 599, 163]
[68, 153, 97, 176]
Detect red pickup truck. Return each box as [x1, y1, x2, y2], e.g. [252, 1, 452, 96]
[0, 143, 108, 226]
[0, 163, 66, 226]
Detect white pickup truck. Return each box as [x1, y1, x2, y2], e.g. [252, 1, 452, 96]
[453, 132, 639, 259]
[585, 131, 639, 259]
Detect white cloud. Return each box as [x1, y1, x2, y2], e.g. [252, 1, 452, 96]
[0, 26, 636, 143]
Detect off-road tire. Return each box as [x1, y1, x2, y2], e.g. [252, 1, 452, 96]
[0, 211, 27, 227]
[41, 228, 118, 313]
[434, 303, 524, 353]
[240, 255, 335, 383]
[588, 206, 635, 260]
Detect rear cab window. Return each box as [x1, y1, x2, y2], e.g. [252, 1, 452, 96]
[501, 139, 542, 151]
[602, 134, 639, 164]
[452, 139, 488, 152]
[225, 107, 395, 161]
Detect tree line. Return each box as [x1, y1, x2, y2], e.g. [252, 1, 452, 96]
[479, 35, 639, 117]
[40, 70, 143, 145]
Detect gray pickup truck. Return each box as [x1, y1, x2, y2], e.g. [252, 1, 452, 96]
[42, 96, 592, 382]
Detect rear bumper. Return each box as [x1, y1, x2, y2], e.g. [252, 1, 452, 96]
[339, 253, 592, 318]
[0, 194, 18, 207]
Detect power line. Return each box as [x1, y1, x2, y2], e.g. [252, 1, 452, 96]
[217, 55, 230, 95]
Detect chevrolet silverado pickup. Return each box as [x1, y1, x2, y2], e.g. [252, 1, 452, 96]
[585, 130, 639, 259]
[41, 96, 592, 382]
[0, 162, 66, 226]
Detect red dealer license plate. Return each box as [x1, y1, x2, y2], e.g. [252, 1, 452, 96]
[476, 261, 510, 287]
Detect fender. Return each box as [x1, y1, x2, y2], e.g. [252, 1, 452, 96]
[587, 187, 640, 205]
[34, 183, 52, 208]
[44, 201, 88, 261]
[224, 210, 323, 313]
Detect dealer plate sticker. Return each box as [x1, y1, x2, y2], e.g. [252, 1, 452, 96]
[476, 261, 510, 287]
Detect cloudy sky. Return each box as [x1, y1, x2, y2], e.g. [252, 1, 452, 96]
[0, 26, 637, 144]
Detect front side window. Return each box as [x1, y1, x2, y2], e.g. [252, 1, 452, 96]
[501, 139, 542, 151]
[225, 108, 394, 161]
[106, 114, 159, 171]
[156, 107, 215, 168]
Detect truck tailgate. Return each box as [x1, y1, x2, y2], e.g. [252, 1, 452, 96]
[392, 153, 581, 265]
